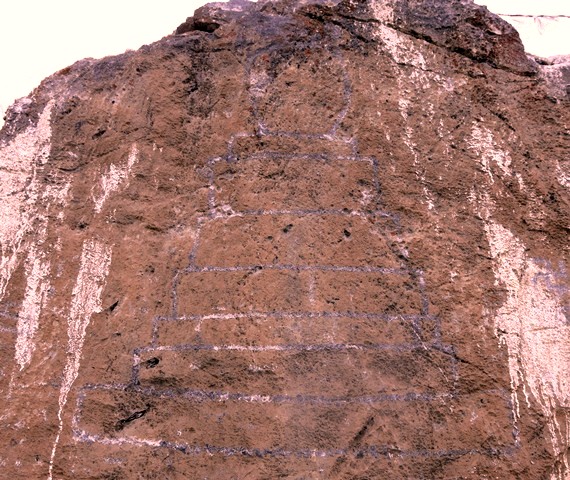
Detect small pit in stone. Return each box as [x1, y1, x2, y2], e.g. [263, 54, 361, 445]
[108, 300, 119, 312]
[114, 405, 151, 431]
[144, 357, 160, 369]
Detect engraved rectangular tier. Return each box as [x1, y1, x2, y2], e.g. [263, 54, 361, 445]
[156, 314, 439, 347]
[176, 270, 422, 316]
[212, 156, 377, 212]
[194, 215, 401, 268]
[137, 346, 455, 396]
[61, 439, 343, 480]
[77, 388, 514, 454]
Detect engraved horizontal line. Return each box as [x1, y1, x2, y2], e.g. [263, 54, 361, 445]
[136, 342, 444, 354]
[498, 14, 570, 19]
[223, 131, 356, 145]
[253, 131, 349, 142]
[107, 384, 455, 405]
[182, 265, 408, 274]
[0, 325, 16, 334]
[72, 429, 515, 459]
[220, 152, 376, 163]
[157, 312, 436, 322]
[79, 383, 510, 399]
[206, 209, 392, 218]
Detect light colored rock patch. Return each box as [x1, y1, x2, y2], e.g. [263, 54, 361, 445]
[92, 143, 138, 214]
[375, 25, 457, 214]
[485, 219, 570, 480]
[249, 69, 271, 102]
[0, 100, 73, 372]
[467, 122, 512, 182]
[540, 57, 570, 100]
[13, 177, 71, 371]
[397, 98, 436, 211]
[0, 100, 54, 301]
[14, 243, 50, 370]
[376, 24, 428, 73]
[557, 163, 570, 189]
[0, 100, 73, 371]
[375, 22, 457, 91]
[48, 239, 112, 480]
[370, 0, 395, 23]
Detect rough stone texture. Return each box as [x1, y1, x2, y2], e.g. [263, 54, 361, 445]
[0, 0, 569, 478]
[541, 55, 570, 100]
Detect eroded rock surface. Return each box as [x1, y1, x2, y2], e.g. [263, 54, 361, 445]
[0, 0, 569, 478]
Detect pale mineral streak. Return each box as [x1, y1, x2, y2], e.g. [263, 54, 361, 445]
[0, 99, 73, 371]
[0, 98, 74, 372]
[92, 143, 139, 214]
[0, 100, 54, 302]
[14, 243, 51, 370]
[468, 112, 570, 476]
[473, 182, 570, 479]
[558, 163, 570, 189]
[468, 123, 513, 181]
[14, 174, 72, 371]
[485, 220, 570, 480]
[370, 0, 394, 23]
[48, 239, 112, 480]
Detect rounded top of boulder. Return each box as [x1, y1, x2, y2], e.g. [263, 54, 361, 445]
[174, 0, 536, 75]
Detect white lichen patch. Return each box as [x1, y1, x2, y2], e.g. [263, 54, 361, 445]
[467, 123, 512, 182]
[485, 220, 570, 479]
[48, 239, 112, 480]
[92, 143, 138, 214]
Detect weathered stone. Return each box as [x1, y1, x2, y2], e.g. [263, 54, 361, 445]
[0, 0, 569, 478]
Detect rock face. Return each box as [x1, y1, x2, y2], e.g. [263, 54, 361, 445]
[0, 0, 569, 478]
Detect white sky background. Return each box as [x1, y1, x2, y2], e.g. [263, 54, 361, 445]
[0, 0, 569, 123]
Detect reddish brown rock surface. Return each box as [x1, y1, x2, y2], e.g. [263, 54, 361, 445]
[1, 0, 569, 478]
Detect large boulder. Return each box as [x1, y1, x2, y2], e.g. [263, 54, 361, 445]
[0, 0, 568, 478]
